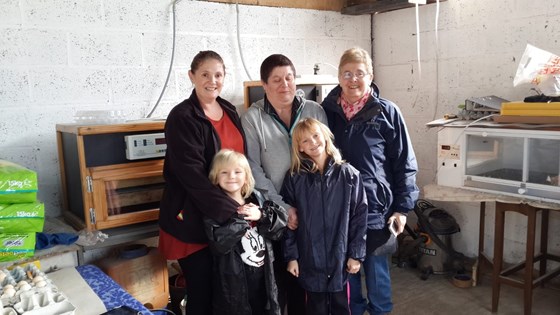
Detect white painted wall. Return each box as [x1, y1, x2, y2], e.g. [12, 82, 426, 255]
[371, 0, 560, 262]
[0, 1, 370, 218]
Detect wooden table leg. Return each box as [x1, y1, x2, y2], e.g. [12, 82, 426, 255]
[478, 202, 486, 256]
[540, 209, 549, 280]
[524, 205, 537, 315]
[492, 202, 505, 313]
[477, 201, 486, 284]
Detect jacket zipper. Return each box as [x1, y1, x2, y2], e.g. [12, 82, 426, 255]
[320, 172, 331, 288]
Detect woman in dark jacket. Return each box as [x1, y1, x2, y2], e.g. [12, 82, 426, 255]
[321, 47, 419, 315]
[158, 51, 246, 315]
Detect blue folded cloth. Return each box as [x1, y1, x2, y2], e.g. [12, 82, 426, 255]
[35, 232, 79, 250]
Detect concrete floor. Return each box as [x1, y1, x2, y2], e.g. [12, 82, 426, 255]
[389, 264, 560, 315]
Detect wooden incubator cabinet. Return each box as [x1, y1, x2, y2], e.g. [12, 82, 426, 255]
[56, 121, 166, 231]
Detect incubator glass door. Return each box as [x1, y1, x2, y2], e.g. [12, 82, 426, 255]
[465, 134, 524, 182]
[104, 175, 164, 216]
[88, 160, 163, 229]
[526, 138, 560, 187]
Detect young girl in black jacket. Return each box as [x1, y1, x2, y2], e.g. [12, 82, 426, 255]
[281, 118, 368, 315]
[205, 149, 287, 315]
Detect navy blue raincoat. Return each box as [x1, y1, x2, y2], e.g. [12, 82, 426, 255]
[322, 83, 419, 237]
[281, 159, 367, 292]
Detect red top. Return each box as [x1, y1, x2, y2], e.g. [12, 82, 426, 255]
[158, 111, 245, 260]
[209, 111, 245, 154]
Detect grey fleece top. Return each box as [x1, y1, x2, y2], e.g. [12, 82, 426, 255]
[241, 97, 327, 211]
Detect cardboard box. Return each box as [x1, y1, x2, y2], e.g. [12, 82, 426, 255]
[99, 246, 169, 309]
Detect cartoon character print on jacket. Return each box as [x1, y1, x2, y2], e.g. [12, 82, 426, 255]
[240, 226, 265, 267]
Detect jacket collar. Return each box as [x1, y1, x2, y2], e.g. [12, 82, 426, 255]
[301, 156, 336, 176]
[187, 89, 247, 153]
[262, 94, 304, 117]
[188, 89, 237, 119]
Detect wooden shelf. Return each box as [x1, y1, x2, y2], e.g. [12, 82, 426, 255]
[206, 0, 345, 11]
[342, 0, 446, 15]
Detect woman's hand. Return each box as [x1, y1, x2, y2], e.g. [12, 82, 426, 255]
[346, 258, 361, 274]
[237, 203, 262, 221]
[387, 212, 407, 235]
[287, 207, 298, 230]
[287, 260, 299, 277]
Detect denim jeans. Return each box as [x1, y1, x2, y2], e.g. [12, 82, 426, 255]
[349, 254, 392, 315]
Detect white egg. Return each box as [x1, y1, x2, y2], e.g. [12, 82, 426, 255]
[16, 281, 28, 289]
[2, 287, 15, 297]
[18, 283, 31, 291]
[0, 272, 6, 282]
[32, 276, 44, 284]
[35, 280, 47, 288]
[3, 284, 14, 291]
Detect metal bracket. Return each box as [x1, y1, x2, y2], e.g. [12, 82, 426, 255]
[86, 176, 93, 193]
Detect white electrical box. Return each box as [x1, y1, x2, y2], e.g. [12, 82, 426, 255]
[125, 133, 167, 160]
[437, 127, 465, 187]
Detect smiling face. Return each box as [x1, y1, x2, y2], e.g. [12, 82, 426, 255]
[188, 58, 225, 104]
[297, 125, 327, 164]
[262, 66, 296, 108]
[216, 163, 247, 198]
[338, 62, 373, 103]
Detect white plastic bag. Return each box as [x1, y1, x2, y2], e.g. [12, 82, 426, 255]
[75, 229, 108, 246]
[513, 44, 560, 96]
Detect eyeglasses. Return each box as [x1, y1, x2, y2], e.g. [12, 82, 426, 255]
[341, 71, 369, 81]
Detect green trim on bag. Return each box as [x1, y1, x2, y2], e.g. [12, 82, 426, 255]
[0, 190, 38, 194]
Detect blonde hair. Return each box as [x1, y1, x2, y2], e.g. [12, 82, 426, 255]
[209, 149, 255, 199]
[338, 47, 373, 76]
[290, 118, 343, 174]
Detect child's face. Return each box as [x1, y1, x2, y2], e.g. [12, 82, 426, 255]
[298, 126, 327, 161]
[217, 164, 246, 196]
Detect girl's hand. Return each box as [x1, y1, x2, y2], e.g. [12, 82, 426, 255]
[237, 203, 262, 221]
[346, 258, 361, 274]
[287, 260, 299, 277]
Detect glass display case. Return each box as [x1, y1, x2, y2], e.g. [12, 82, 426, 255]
[437, 125, 560, 202]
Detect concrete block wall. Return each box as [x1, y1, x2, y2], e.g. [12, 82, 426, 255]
[0, 1, 370, 218]
[371, 0, 560, 262]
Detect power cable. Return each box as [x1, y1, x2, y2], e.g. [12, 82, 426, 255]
[410, 2, 422, 109]
[313, 62, 338, 75]
[236, 1, 252, 80]
[432, 0, 440, 120]
[414, 3, 421, 77]
[145, 0, 183, 118]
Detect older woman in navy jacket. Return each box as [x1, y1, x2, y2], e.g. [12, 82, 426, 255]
[321, 47, 419, 315]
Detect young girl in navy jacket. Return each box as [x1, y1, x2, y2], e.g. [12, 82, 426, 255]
[281, 118, 368, 315]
